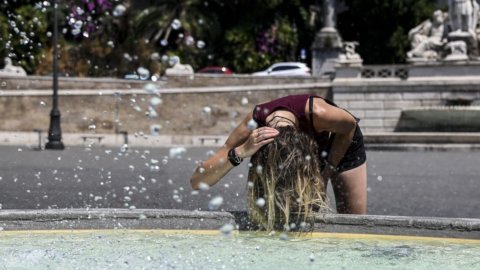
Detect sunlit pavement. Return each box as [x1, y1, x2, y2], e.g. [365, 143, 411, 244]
[0, 145, 479, 219]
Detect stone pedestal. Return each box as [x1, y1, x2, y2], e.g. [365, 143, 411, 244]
[446, 31, 479, 59]
[311, 29, 342, 77]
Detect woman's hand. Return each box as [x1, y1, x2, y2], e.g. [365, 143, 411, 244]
[236, 127, 279, 158]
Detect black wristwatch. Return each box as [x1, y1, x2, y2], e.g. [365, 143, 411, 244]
[228, 148, 243, 166]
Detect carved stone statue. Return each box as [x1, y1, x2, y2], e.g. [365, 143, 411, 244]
[0, 57, 27, 76]
[407, 10, 447, 60]
[444, 40, 469, 60]
[447, 0, 480, 59]
[337, 42, 362, 65]
[165, 56, 193, 76]
[448, 0, 478, 33]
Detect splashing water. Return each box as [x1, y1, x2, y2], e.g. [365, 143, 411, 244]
[137, 67, 150, 80]
[198, 182, 210, 191]
[208, 196, 223, 210]
[196, 40, 206, 49]
[169, 147, 186, 158]
[150, 97, 162, 106]
[113, 5, 126, 17]
[171, 19, 181, 30]
[144, 83, 159, 94]
[247, 119, 258, 130]
[256, 198, 266, 208]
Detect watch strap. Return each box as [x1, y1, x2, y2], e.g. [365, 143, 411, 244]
[228, 148, 243, 166]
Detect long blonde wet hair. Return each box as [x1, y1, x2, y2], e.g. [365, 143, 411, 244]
[247, 126, 329, 231]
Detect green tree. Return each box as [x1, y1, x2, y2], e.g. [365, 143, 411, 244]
[0, 4, 49, 73]
[130, 0, 222, 70]
[219, 0, 316, 73]
[337, 0, 436, 64]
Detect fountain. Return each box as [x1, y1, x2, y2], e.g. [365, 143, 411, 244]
[396, 98, 480, 132]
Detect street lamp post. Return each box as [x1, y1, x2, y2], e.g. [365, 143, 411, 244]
[45, 0, 65, 150]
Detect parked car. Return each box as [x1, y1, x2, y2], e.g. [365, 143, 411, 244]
[197, 66, 233, 74]
[252, 62, 311, 76]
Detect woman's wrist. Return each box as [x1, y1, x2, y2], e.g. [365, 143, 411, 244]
[234, 146, 247, 159]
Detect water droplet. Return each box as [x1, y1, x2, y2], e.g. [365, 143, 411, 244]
[71, 28, 81, 36]
[241, 97, 249, 105]
[113, 5, 127, 17]
[88, 124, 96, 131]
[377, 175, 383, 181]
[169, 147, 186, 158]
[219, 223, 234, 235]
[256, 165, 263, 174]
[305, 155, 311, 161]
[150, 52, 160, 61]
[40, 101, 46, 106]
[161, 55, 169, 63]
[198, 182, 210, 191]
[161, 158, 168, 165]
[247, 119, 258, 130]
[123, 53, 133, 61]
[279, 233, 289, 240]
[73, 20, 83, 29]
[309, 253, 315, 262]
[107, 40, 115, 48]
[185, 36, 194, 46]
[171, 19, 181, 30]
[150, 97, 162, 106]
[144, 83, 158, 94]
[321, 151, 328, 158]
[76, 7, 84, 15]
[202, 106, 212, 114]
[256, 198, 265, 208]
[196, 40, 206, 49]
[160, 39, 168, 46]
[120, 144, 128, 152]
[208, 196, 223, 210]
[137, 67, 150, 80]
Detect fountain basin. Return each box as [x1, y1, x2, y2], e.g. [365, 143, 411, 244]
[396, 106, 480, 132]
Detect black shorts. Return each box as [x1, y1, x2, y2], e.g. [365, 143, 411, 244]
[320, 124, 367, 173]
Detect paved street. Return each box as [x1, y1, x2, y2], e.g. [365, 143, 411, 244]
[0, 145, 479, 219]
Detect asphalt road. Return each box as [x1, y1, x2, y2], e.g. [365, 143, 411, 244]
[1, 145, 479, 219]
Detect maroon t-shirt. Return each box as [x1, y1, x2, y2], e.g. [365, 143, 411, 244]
[253, 94, 313, 131]
[252, 94, 332, 152]
[252, 94, 366, 172]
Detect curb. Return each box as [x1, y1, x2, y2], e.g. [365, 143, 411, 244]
[365, 143, 480, 152]
[0, 209, 235, 231]
[1, 209, 479, 239]
[2, 132, 480, 151]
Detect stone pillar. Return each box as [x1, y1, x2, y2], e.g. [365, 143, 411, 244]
[311, 0, 343, 77]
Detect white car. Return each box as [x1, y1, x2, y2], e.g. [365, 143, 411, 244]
[252, 62, 311, 76]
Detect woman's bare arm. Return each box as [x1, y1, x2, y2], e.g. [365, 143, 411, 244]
[190, 112, 278, 189]
[309, 98, 357, 177]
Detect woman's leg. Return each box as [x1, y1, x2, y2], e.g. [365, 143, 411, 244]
[331, 162, 367, 214]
